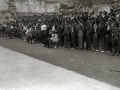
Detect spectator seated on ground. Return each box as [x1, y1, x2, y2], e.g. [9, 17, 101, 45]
[50, 31, 59, 49]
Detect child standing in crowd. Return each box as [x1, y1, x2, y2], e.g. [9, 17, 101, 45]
[93, 22, 99, 51]
[112, 28, 120, 56]
[1, 8, 120, 56]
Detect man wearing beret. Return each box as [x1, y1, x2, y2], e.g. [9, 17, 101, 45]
[41, 22, 47, 46]
[2, 22, 6, 37]
[0, 23, 2, 36]
[63, 21, 70, 48]
[86, 20, 93, 50]
[71, 20, 76, 50]
[76, 20, 84, 50]
[103, 11, 109, 22]
[100, 19, 107, 52]
[57, 22, 64, 47]
[106, 19, 114, 53]
[9, 23, 14, 39]
[96, 11, 103, 25]
[93, 17, 100, 51]
[112, 27, 120, 56]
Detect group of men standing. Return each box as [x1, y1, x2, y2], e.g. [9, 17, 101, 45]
[0, 9, 120, 56]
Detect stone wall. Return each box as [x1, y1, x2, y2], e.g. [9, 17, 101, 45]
[14, 0, 45, 13]
[14, 0, 59, 13]
[0, 0, 9, 23]
[0, 0, 59, 23]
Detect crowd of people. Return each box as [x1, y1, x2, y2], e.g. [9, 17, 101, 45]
[0, 9, 120, 56]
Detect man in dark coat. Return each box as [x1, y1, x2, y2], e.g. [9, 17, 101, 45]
[96, 11, 103, 25]
[86, 20, 93, 50]
[57, 23, 63, 46]
[70, 21, 76, 50]
[100, 19, 107, 52]
[2, 22, 6, 37]
[63, 21, 71, 48]
[106, 19, 114, 53]
[76, 20, 84, 50]
[112, 28, 120, 56]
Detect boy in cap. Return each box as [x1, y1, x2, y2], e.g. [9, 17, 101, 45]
[96, 11, 103, 25]
[112, 28, 120, 56]
[86, 20, 93, 50]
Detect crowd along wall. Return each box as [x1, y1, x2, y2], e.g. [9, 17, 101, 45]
[0, 0, 113, 23]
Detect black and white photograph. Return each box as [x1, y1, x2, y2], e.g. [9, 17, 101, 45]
[0, 0, 120, 90]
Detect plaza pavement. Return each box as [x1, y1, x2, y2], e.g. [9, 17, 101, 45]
[0, 46, 120, 90]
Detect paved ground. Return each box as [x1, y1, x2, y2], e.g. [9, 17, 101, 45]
[0, 37, 120, 89]
[0, 46, 120, 90]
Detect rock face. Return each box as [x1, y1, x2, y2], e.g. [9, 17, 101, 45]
[14, 0, 45, 13]
[0, 0, 59, 23]
[0, 0, 9, 11]
[13, 0, 59, 13]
